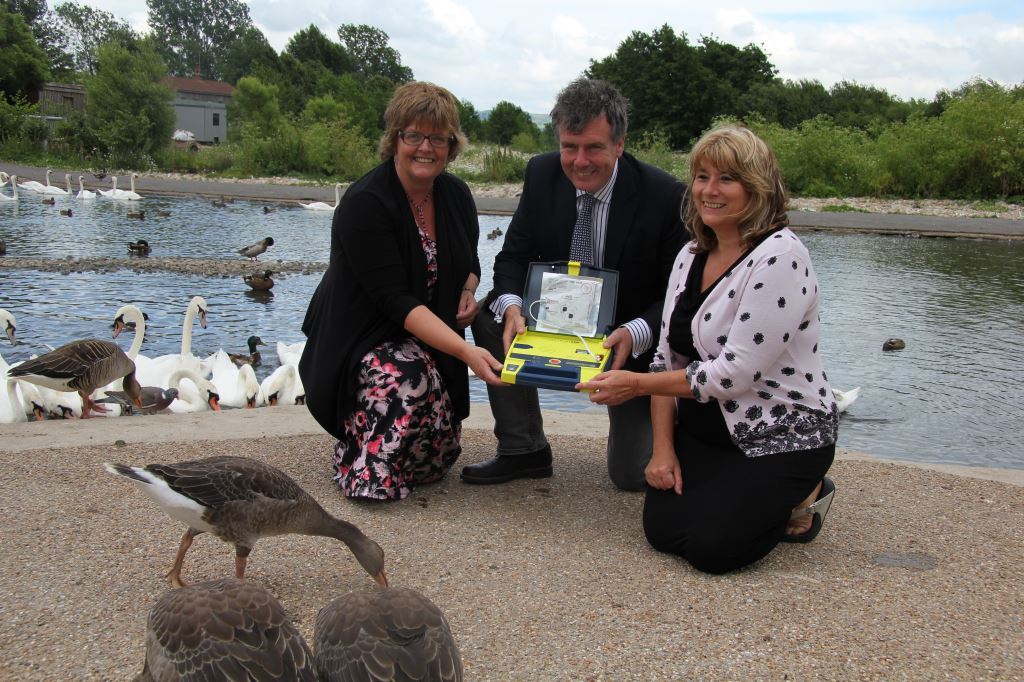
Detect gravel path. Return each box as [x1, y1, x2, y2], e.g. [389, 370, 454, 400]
[0, 419, 1021, 679]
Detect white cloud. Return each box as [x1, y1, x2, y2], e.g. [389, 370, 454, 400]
[424, 0, 487, 46]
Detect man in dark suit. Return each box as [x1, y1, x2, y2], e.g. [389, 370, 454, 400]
[463, 78, 686, 490]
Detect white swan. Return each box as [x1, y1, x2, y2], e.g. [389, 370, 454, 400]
[98, 175, 118, 198]
[276, 340, 305, 367]
[166, 368, 221, 413]
[16, 170, 50, 193]
[76, 175, 96, 200]
[300, 183, 341, 211]
[108, 304, 159, 387]
[112, 172, 142, 201]
[147, 296, 210, 387]
[0, 174, 16, 201]
[259, 362, 305, 406]
[1, 309, 16, 346]
[39, 171, 72, 196]
[833, 386, 861, 414]
[209, 350, 263, 408]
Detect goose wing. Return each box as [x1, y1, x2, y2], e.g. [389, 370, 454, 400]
[314, 587, 463, 682]
[144, 578, 316, 681]
[8, 339, 134, 393]
[146, 456, 308, 510]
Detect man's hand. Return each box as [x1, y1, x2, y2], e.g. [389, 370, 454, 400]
[603, 327, 633, 370]
[456, 290, 479, 329]
[501, 304, 527, 354]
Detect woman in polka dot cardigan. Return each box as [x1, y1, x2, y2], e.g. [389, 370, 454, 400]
[578, 125, 838, 573]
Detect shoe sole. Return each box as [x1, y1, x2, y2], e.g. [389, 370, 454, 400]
[460, 466, 553, 485]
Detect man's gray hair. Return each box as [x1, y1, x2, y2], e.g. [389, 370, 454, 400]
[550, 78, 628, 142]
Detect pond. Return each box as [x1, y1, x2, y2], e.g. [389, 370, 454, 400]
[2, 192, 1022, 471]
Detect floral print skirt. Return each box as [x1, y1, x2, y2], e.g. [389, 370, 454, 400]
[333, 338, 461, 501]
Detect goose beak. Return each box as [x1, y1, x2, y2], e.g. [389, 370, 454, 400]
[374, 570, 389, 588]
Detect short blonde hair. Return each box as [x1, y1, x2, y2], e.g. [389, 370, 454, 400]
[378, 81, 468, 162]
[683, 125, 789, 252]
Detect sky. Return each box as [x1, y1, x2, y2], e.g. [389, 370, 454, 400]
[83, 0, 1023, 114]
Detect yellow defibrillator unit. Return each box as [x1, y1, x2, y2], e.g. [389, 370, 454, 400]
[500, 261, 619, 392]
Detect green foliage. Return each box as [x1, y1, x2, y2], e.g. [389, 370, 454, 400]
[230, 76, 285, 136]
[286, 24, 351, 75]
[480, 148, 527, 182]
[215, 26, 278, 85]
[0, 4, 50, 101]
[0, 94, 46, 155]
[153, 142, 234, 173]
[86, 42, 174, 166]
[740, 79, 831, 128]
[301, 118, 376, 179]
[821, 204, 869, 213]
[234, 121, 305, 175]
[456, 98, 484, 142]
[510, 131, 543, 154]
[337, 24, 412, 83]
[485, 101, 538, 146]
[630, 129, 687, 178]
[146, 0, 253, 79]
[51, 1, 137, 76]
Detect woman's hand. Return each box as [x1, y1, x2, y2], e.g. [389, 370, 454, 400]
[464, 345, 506, 387]
[645, 446, 682, 494]
[576, 370, 642, 406]
[456, 289, 479, 329]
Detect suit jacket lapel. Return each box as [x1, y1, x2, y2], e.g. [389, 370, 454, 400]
[603, 157, 639, 269]
[555, 171, 577, 257]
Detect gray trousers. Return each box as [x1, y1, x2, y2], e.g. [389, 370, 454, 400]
[471, 310, 653, 490]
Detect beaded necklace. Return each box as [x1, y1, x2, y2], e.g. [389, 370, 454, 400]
[407, 192, 432, 236]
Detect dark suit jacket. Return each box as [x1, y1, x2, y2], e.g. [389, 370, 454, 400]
[489, 151, 685, 371]
[300, 161, 480, 438]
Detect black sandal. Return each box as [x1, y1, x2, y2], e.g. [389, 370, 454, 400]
[782, 476, 835, 543]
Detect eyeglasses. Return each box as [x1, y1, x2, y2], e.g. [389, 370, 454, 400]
[398, 130, 453, 148]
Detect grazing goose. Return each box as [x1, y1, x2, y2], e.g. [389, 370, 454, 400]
[238, 237, 274, 261]
[301, 182, 342, 211]
[103, 455, 389, 588]
[98, 386, 178, 415]
[832, 386, 861, 414]
[127, 239, 151, 255]
[6, 339, 142, 418]
[243, 270, 274, 291]
[1, 309, 15, 346]
[228, 335, 265, 367]
[260, 363, 305, 406]
[314, 587, 463, 682]
[76, 175, 96, 199]
[139, 578, 316, 681]
[209, 351, 263, 408]
[166, 368, 221, 413]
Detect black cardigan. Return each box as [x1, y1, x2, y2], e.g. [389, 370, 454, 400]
[300, 160, 481, 439]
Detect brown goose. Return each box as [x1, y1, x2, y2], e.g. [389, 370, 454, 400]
[238, 237, 274, 261]
[139, 578, 316, 681]
[314, 587, 463, 682]
[103, 455, 388, 588]
[7, 339, 141, 418]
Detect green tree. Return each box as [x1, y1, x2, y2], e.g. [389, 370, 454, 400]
[4, 0, 72, 76]
[146, 0, 253, 80]
[286, 24, 351, 75]
[696, 35, 775, 116]
[456, 98, 484, 142]
[826, 80, 913, 130]
[216, 26, 279, 85]
[337, 24, 412, 83]
[0, 4, 49, 100]
[51, 0, 136, 76]
[740, 78, 831, 127]
[86, 41, 174, 163]
[230, 75, 285, 135]
[485, 100, 537, 146]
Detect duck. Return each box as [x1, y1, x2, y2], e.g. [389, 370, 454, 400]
[112, 172, 142, 201]
[832, 386, 862, 414]
[165, 368, 221, 413]
[103, 455, 389, 588]
[238, 237, 274, 261]
[209, 350, 263, 408]
[228, 335, 265, 367]
[300, 182, 342, 211]
[243, 270, 274, 291]
[154, 209, 171, 217]
[127, 210, 145, 220]
[259, 363, 305, 406]
[1, 309, 15, 346]
[76, 175, 96, 200]
[98, 386, 178, 415]
[0, 239, 5, 253]
[0, 174, 18, 201]
[211, 198, 227, 208]
[262, 205, 275, 213]
[59, 208, 72, 217]
[41, 196, 56, 205]
[6, 339, 142, 418]
[138, 578, 317, 681]
[146, 296, 209, 386]
[314, 587, 463, 682]
[127, 239, 151, 255]
[882, 338, 906, 351]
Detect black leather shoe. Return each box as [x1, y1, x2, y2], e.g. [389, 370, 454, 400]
[460, 446, 553, 484]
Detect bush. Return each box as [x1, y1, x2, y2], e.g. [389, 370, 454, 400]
[631, 129, 687, 178]
[153, 143, 236, 174]
[302, 119, 376, 179]
[480, 148, 528, 182]
[0, 96, 47, 156]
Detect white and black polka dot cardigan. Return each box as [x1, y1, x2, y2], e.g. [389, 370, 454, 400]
[651, 228, 839, 457]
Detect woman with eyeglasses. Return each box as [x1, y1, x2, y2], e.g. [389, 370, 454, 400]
[300, 81, 504, 502]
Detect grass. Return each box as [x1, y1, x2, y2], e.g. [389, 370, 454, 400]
[821, 204, 870, 213]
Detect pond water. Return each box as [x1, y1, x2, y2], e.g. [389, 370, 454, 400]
[2, 193, 1022, 470]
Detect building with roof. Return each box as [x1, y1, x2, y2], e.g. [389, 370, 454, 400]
[161, 75, 235, 144]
